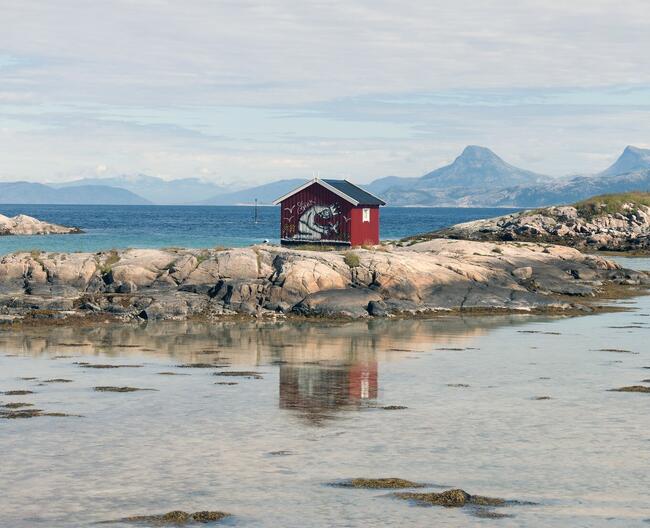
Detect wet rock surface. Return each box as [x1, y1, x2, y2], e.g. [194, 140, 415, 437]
[393, 488, 506, 507]
[0, 240, 645, 322]
[107, 510, 230, 525]
[334, 478, 426, 489]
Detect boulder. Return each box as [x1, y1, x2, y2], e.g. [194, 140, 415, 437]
[293, 288, 382, 318]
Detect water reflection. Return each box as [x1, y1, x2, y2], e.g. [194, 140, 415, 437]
[0, 314, 556, 362]
[279, 361, 378, 424]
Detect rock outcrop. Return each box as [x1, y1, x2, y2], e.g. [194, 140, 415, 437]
[0, 240, 647, 322]
[0, 213, 82, 236]
[418, 193, 650, 253]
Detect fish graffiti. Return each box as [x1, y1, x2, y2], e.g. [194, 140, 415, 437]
[296, 204, 340, 240]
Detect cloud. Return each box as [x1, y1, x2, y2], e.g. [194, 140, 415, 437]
[0, 1, 649, 182]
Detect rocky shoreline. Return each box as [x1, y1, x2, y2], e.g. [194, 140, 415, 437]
[0, 239, 648, 324]
[0, 213, 81, 236]
[416, 193, 650, 254]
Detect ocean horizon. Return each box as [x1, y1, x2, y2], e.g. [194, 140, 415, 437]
[0, 204, 520, 255]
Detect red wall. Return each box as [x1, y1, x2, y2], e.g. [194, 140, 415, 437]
[280, 182, 380, 246]
[350, 206, 380, 246]
[280, 183, 353, 244]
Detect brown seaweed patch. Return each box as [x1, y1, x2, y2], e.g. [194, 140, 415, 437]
[394, 488, 505, 507]
[0, 409, 79, 419]
[158, 372, 190, 376]
[17, 377, 38, 381]
[609, 385, 650, 393]
[382, 405, 408, 410]
[107, 510, 230, 525]
[215, 382, 238, 385]
[2, 402, 33, 409]
[176, 363, 228, 369]
[2, 390, 34, 396]
[335, 478, 426, 489]
[517, 330, 561, 335]
[94, 386, 157, 393]
[472, 508, 515, 519]
[75, 362, 143, 369]
[447, 383, 470, 388]
[595, 348, 638, 354]
[214, 371, 264, 379]
[57, 342, 91, 347]
[44, 378, 73, 383]
[532, 396, 552, 400]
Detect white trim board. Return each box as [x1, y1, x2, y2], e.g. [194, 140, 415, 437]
[272, 178, 360, 206]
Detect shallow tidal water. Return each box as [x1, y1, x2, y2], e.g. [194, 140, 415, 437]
[1, 266, 650, 527]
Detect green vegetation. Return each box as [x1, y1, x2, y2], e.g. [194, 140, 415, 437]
[195, 250, 211, 265]
[575, 192, 650, 219]
[97, 250, 120, 274]
[294, 244, 338, 251]
[343, 251, 360, 268]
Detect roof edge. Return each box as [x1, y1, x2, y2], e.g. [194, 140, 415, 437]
[273, 178, 360, 206]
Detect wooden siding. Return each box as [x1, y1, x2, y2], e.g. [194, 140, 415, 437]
[350, 206, 380, 246]
[280, 182, 353, 244]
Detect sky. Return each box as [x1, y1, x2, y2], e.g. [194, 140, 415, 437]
[1, 0, 649, 187]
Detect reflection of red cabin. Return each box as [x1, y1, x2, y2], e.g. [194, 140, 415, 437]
[273, 178, 386, 247]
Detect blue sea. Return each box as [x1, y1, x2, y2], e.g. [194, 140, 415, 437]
[0, 204, 519, 255]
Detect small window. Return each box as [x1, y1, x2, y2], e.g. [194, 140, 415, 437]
[362, 208, 371, 223]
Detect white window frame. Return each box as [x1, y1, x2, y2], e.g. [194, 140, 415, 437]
[362, 208, 371, 223]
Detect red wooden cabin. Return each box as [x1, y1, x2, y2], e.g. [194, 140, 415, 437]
[273, 178, 386, 247]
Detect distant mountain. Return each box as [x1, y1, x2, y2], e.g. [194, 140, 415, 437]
[54, 174, 226, 205]
[365, 175, 419, 195]
[419, 145, 546, 188]
[372, 146, 550, 206]
[200, 178, 308, 205]
[479, 168, 650, 208]
[598, 145, 650, 177]
[0, 182, 151, 205]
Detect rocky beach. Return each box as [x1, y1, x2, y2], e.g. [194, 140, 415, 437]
[422, 193, 650, 254]
[0, 238, 648, 323]
[0, 213, 81, 236]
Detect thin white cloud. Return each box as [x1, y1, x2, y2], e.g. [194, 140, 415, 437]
[0, 0, 649, 183]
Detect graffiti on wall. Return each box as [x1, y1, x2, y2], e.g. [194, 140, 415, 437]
[282, 195, 351, 242]
[297, 204, 340, 240]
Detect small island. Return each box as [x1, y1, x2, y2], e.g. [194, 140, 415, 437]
[0, 213, 82, 236]
[417, 192, 650, 254]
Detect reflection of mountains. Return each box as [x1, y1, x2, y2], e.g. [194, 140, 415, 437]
[279, 361, 378, 425]
[0, 315, 559, 362]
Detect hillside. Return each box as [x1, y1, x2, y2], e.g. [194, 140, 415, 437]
[55, 174, 226, 205]
[0, 182, 151, 205]
[200, 178, 307, 205]
[370, 146, 549, 206]
[418, 192, 650, 253]
[370, 145, 650, 207]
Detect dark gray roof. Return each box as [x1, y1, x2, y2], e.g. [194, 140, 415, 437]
[322, 179, 386, 206]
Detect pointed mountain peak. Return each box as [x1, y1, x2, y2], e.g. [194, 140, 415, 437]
[600, 145, 650, 176]
[458, 145, 501, 162]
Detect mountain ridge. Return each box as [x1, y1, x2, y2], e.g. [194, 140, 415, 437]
[2, 145, 649, 207]
[0, 182, 152, 205]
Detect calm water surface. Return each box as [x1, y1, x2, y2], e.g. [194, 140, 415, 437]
[1, 261, 649, 527]
[0, 205, 519, 255]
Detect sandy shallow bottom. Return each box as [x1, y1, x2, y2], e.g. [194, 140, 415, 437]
[1, 260, 650, 527]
